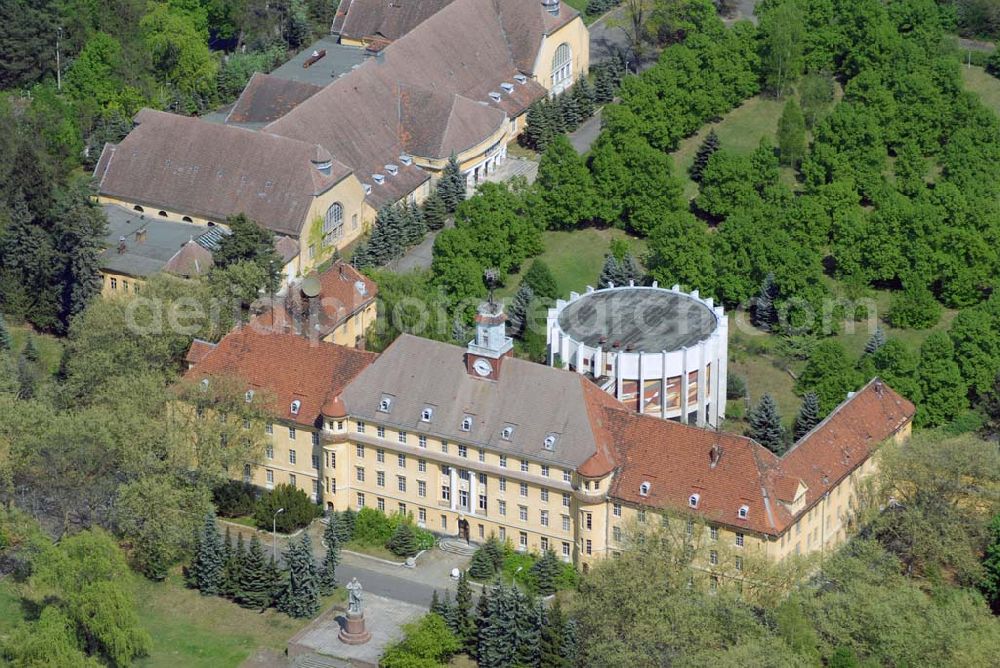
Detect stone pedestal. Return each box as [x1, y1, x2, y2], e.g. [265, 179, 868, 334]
[338, 611, 372, 645]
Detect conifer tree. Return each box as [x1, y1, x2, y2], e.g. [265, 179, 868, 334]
[514, 589, 542, 667]
[540, 599, 570, 668]
[507, 283, 534, 338]
[337, 509, 355, 543]
[403, 202, 427, 246]
[530, 549, 561, 596]
[546, 97, 567, 135]
[573, 75, 596, 119]
[16, 354, 36, 400]
[0, 314, 10, 352]
[560, 90, 581, 130]
[440, 590, 457, 632]
[561, 616, 579, 666]
[748, 393, 786, 454]
[454, 572, 475, 648]
[524, 101, 553, 152]
[690, 129, 721, 183]
[473, 585, 492, 661]
[189, 513, 225, 595]
[430, 589, 441, 614]
[350, 240, 372, 269]
[751, 273, 779, 330]
[439, 154, 467, 212]
[319, 517, 340, 595]
[864, 326, 886, 354]
[468, 545, 496, 579]
[793, 392, 821, 441]
[237, 534, 273, 610]
[476, 584, 507, 668]
[279, 534, 320, 618]
[224, 532, 247, 599]
[598, 254, 622, 289]
[484, 535, 505, 573]
[594, 64, 616, 104]
[524, 260, 559, 302]
[387, 523, 419, 558]
[422, 190, 448, 230]
[266, 555, 285, 608]
[23, 336, 39, 362]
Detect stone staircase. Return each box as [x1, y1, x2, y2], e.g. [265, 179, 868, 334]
[291, 652, 347, 668]
[439, 538, 478, 557]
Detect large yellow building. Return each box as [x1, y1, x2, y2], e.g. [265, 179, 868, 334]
[185, 300, 915, 571]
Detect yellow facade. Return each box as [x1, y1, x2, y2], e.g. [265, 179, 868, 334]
[534, 16, 590, 95]
[96, 172, 368, 283]
[321, 300, 378, 348]
[100, 271, 145, 298]
[240, 412, 907, 570]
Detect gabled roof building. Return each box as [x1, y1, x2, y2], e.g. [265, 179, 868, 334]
[185, 296, 915, 568]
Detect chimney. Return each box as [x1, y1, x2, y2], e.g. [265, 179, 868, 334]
[118, 236, 127, 254]
[709, 442, 722, 468]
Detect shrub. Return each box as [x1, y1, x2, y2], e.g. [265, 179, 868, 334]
[726, 374, 747, 400]
[351, 508, 436, 554]
[212, 480, 257, 518]
[387, 523, 419, 558]
[253, 484, 321, 534]
[381, 613, 461, 668]
[888, 280, 942, 329]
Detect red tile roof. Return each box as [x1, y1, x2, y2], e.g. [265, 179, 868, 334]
[185, 339, 217, 367]
[183, 325, 377, 427]
[251, 261, 377, 339]
[606, 378, 915, 536]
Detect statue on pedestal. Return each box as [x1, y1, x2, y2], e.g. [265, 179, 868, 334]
[339, 577, 372, 645]
[347, 578, 364, 615]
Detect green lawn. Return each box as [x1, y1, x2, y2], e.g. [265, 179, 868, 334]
[670, 95, 789, 199]
[7, 323, 64, 375]
[962, 65, 1000, 117]
[499, 227, 648, 301]
[344, 539, 402, 562]
[1, 573, 345, 668]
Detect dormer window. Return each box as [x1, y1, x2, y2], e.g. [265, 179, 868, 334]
[245, 390, 254, 403]
[514, 73, 528, 84]
[421, 407, 433, 422]
[501, 426, 514, 440]
[378, 396, 393, 413]
[639, 481, 650, 497]
[500, 82, 514, 93]
[488, 91, 501, 102]
[461, 416, 473, 431]
[290, 400, 301, 415]
[738, 505, 749, 519]
[689, 493, 700, 508]
[200, 378, 209, 391]
[543, 434, 557, 450]
[399, 154, 413, 166]
[372, 174, 385, 185]
[384, 164, 399, 176]
[363, 184, 372, 195]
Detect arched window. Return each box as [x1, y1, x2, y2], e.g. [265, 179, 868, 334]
[551, 43, 572, 93]
[323, 202, 344, 243]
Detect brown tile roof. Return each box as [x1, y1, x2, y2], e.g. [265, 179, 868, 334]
[606, 378, 915, 536]
[183, 325, 377, 427]
[95, 109, 353, 237]
[252, 261, 378, 339]
[267, 0, 563, 208]
[185, 339, 217, 367]
[226, 73, 324, 125]
[334, 0, 457, 43]
[163, 240, 214, 277]
[399, 86, 508, 159]
[274, 236, 301, 264]
[778, 378, 914, 515]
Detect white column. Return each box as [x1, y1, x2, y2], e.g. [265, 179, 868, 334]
[450, 467, 458, 512]
[661, 350, 668, 419]
[680, 347, 690, 423]
[708, 344, 720, 427]
[469, 470, 477, 517]
[637, 351, 644, 415]
[696, 345, 707, 428]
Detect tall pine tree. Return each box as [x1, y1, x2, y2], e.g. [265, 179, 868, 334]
[573, 75, 596, 119]
[319, 517, 341, 595]
[237, 534, 273, 610]
[439, 154, 467, 213]
[279, 534, 320, 618]
[864, 326, 886, 354]
[454, 572, 475, 651]
[747, 393, 786, 454]
[540, 599, 570, 668]
[508, 283, 534, 338]
[689, 129, 720, 183]
[530, 549, 561, 596]
[189, 513, 225, 596]
[422, 190, 448, 230]
[751, 273, 779, 330]
[793, 392, 821, 441]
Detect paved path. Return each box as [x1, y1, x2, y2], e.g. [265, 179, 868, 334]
[391, 221, 449, 273]
[570, 108, 602, 154]
[589, 5, 631, 64]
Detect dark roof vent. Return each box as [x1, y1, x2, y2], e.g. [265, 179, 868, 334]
[542, 0, 559, 16]
[709, 442, 722, 468]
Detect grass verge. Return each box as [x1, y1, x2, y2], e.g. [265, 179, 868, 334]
[962, 64, 1000, 117]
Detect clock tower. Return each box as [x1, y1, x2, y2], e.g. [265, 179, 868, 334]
[466, 298, 514, 380]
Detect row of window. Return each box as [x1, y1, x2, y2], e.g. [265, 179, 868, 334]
[352, 435, 571, 482]
[107, 277, 140, 294]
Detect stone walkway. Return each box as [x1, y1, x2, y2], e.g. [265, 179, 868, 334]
[570, 109, 603, 154]
[288, 594, 426, 667]
[479, 156, 538, 187]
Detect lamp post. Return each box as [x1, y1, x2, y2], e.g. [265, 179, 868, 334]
[512, 565, 523, 587]
[272, 507, 285, 561]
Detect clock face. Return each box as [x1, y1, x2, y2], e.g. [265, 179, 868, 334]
[473, 358, 493, 377]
